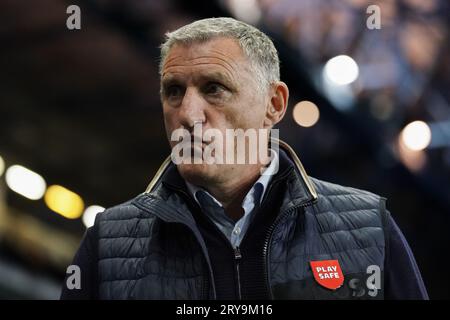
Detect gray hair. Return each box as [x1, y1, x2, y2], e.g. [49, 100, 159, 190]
[159, 17, 280, 92]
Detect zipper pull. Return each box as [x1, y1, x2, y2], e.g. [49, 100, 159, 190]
[234, 246, 242, 260]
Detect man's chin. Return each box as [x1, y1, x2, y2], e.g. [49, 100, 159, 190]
[176, 163, 219, 186]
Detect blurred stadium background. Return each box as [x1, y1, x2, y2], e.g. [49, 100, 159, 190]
[0, 0, 449, 299]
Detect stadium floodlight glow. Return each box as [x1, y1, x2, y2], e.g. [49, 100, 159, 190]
[82, 205, 105, 228]
[45, 185, 84, 219]
[324, 55, 359, 85]
[0, 155, 5, 177]
[293, 101, 320, 127]
[5, 165, 47, 200]
[227, 0, 262, 24]
[401, 121, 432, 151]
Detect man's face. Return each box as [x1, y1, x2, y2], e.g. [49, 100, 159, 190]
[160, 37, 270, 187]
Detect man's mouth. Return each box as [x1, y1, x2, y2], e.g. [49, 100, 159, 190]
[190, 135, 210, 148]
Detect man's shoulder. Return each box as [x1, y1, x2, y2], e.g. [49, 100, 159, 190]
[307, 177, 388, 229]
[310, 177, 385, 201]
[94, 193, 153, 224]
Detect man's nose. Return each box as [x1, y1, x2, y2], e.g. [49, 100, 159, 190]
[178, 87, 206, 129]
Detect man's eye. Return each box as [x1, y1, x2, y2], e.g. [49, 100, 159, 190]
[166, 85, 184, 98]
[204, 83, 226, 95]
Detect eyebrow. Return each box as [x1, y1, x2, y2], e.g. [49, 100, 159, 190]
[161, 72, 182, 83]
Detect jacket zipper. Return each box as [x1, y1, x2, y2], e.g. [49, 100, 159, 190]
[234, 246, 243, 300]
[262, 200, 315, 299]
[172, 187, 246, 300]
[148, 171, 316, 300]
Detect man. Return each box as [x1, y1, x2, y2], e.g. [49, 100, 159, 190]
[61, 17, 428, 299]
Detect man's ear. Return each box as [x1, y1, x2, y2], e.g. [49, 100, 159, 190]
[263, 81, 289, 128]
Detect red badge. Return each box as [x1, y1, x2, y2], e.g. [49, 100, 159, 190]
[309, 260, 344, 290]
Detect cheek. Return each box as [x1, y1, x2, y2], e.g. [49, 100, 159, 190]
[225, 101, 266, 129]
[162, 107, 179, 141]
[163, 106, 177, 127]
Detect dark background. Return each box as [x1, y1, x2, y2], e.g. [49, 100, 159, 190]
[0, 0, 449, 299]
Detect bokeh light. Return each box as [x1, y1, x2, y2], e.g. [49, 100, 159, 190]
[44, 185, 84, 219]
[401, 121, 432, 151]
[293, 101, 320, 127]
[82, 205, 105, 228]
[5, 165, 46, 200]
[324, 55, 359, 85]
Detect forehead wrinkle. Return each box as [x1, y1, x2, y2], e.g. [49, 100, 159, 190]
[205, 49, 254, 82]
[191, 55, 238, 74]
[208, 48, 246, 67]
[163, 54, 237, 74]
[162, 60, 237, 83]
[163, 54, 180, 68]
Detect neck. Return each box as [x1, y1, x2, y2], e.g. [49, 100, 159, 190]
[206, 163, 262, 221]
